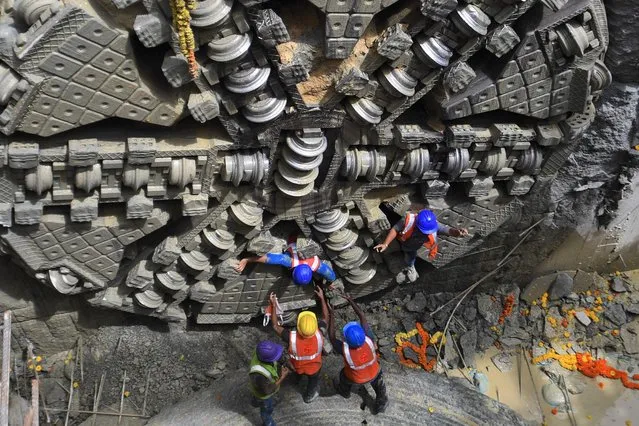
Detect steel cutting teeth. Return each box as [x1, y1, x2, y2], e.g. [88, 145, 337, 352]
[516, 146, 544, 174]
[285, 130, 327, 158]
[242, 96, 287, 124]
[224, 66, 271, 94]
[134, 288, 164, 309]
[277, 160, 319, 185]
[189, 0, 233, 28]
[207, 33, 252, 63]
[155, 270, 188, 291]
[341, 149, 387, 182]
[273, 172, 315, 197]
[48, 269, 80, 294]
[403, 148, 431, 178]
[281, 145, 324, 171]
[325, 228, 359, 252]
[413, 34, 453, 68]
[229, 202, 263, 227]
[451, 4, 491, 37]
[345, 97, 384, 124]
[202, 227, 235, 250]
[312, 208, 350, 234]
[442, 148, 470, 177]
[222, 151, 268, 187]
[478, 148, 507, 176]
[345, 262, 377, 285]
[378, 65, 418, 97]
[180, 250, 210, 272]
[335, 245, 369, 270]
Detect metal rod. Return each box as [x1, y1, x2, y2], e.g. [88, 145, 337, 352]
[523, 348, 545, 423]
[44, 409, 150, 419]
[435, 259, 513, 368]
[118, 370, 127, 424]
[518, 215, 547, 237]
[1, 311, 12, 426]
[497, 229, 533, 267]
[142, 369, 151, 416]
[31, 379, 39, 426]
[457, 245, 504, 259]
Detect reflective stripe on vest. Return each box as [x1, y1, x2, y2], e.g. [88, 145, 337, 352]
[289, 330, 323, 361]
[291, 254, 321, 271]
[250, 364, 274, 381]
[343, 337, 377, 370]
[397, 213, 439, 259]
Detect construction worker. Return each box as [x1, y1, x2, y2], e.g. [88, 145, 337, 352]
[249, 340, 290, 426]
[236, 234, 336, 286]
[267, 286, 329, 403]
[374, 208, 468, 283]
[329, 292, 388, 414]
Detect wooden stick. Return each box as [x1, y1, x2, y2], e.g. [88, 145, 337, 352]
[79, 336, 84, 383]
[64, 354, 76, 426]
[1, 311, 12, 426]
[44, 408, 150, 419]
[55, 380, 70, 395]
[92, 373, 106, 426]
[456, 245, 504, 259]
[31, 379, 39, 426]
[523, 348, 545, 422]
[142, 369, 151, 416]
[118, 370, 127, 425]
[26, 342, 50, 423]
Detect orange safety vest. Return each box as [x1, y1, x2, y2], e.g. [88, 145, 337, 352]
[288, 330, 323, 375]
[396, 213, 439, 259]
[287, 243, 321, 271]
[342, 336, 380, 384]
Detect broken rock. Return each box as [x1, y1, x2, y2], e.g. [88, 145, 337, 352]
[621, 319, 639, 354]
[459, 329, 477, 367]
[477, 294, 500, 325]
[549, 272, 574, 300]
[542, 382, 566, 406]
[605, 303, 627, 326]
[406, 292, 427, 313]
[521, 274, 556, 303]
[574, 310, 592, 327]
[491, 352, 513, 373]
[611, 276, 628, 293]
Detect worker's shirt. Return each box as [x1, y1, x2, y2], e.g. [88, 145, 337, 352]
[280, 319, 328, 343]
[331, 323, 376, 355]
[249, 366, 279, 396]
[265, 253, 336, 281]
[393, 220, 450, 252]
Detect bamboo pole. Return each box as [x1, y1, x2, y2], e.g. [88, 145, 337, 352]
[1, 311, 12, 426]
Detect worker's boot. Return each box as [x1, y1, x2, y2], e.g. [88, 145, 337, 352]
[405, 265, 418, 283]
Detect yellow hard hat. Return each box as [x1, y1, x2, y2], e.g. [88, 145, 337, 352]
[297, 311, 318, 337]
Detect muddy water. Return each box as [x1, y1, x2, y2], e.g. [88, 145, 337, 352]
[449, 347, 639, 425]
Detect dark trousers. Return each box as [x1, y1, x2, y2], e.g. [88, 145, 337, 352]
[336, 368, 388, 407]
[251, 396, 275, 426]
[293, 370, 321, 400]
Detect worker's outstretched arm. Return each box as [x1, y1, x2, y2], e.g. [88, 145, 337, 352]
[269, 293, 284, 336]
[315, 286, 329, 325]
[235, 255, 267, 272]
[343, 293, 368, 330]
[374, 228, 398, 252]
[317, 262, 336, 282]
[275, 366, 290, 386]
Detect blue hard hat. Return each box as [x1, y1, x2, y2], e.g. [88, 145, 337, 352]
[417, 209, 438, 234]
[343, 321, 366, 348]
[292, 264, 313, 286]
[256, 341, 283, 363]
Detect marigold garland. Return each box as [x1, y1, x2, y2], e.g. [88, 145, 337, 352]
[532, 350, 639, 390]
[498, 293, 515, 324]
[393, 322, 436, 372]
[169, 0, 198, 78]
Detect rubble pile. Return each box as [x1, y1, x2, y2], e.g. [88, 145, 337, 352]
[349, 269, 639, 416]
